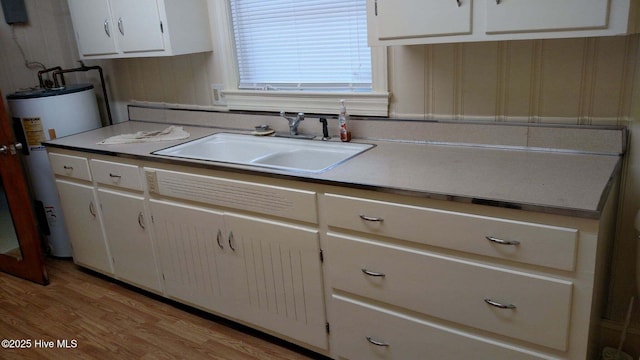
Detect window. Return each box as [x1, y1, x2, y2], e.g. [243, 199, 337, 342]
[230, 0, 371, 92]
[212, 0, 389, 116]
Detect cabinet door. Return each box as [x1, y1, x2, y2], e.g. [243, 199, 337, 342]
[110, 0, 165, 53]
[224, 213, 327, 350]
[149, 200, 228, 314]
[98, 188, 161, 292]
[372, 0, 472, 40]
[55, 180, 112, 274]
[486, 0, 610, 33]
[67, 0, 118, 56]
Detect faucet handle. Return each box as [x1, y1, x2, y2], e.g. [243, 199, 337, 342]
[319, 118, 330, 140]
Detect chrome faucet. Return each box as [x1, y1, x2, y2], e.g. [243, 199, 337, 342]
[280, 111, 305, 135]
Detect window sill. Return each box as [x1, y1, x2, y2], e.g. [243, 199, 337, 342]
[223, 90, 390, 117]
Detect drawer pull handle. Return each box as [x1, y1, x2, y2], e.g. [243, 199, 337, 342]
[104, 19, 111, 37]
[484, 298, 516, 309]
[138, 212, 145, 230]
[89, 201, 96, 217]
[366, 336, 390, 347]
[109, 173, 122, 179]
[486, 236, 520, 246]
[359, 214, 384, 222]
[63, 165, 74, 170]
[228, 232, 236, 252]
[216, 229, 224, 249]
[362, 268, 386, 277]
[118, 17, 124, 36]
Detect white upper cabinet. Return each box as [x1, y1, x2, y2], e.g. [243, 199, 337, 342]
[67, 0, 118, 56]
[374, 0, 471, 40]
[109, 0, 165, 53]
[67, 0, 212, 59]
[485, 0, 610, 34]
[368, 0, 639, 45]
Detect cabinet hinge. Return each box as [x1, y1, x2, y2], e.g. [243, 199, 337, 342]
[160, 21, 164, 34]
[319, 250, 324, 263]
[326, 322, 330, 334]
[374, 0, 378, 16]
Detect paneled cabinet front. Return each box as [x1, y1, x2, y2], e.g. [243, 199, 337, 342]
[147, 169, 328, 351]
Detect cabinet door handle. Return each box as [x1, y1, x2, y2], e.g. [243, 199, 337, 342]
[228, 232, 235, 252]
[63, 165, 74, 170]
[366, 336, 390, 347]
[362, 268, 386, 277]
[104, 19, 111, 37]
[216, 229, 224, 249]
[484, 298, 516, 309]
[496, 0, 501, 4]
[118, 17, 124, 36]
[89, 201, 96, 217]
[456, 0, 461, 7]
[137, 212, 145, 229]
[486, 236, 520, 246]
[359, 214, 384, 222]
[109, 173, 121, 179]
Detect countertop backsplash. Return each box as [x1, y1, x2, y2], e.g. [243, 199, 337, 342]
[127, 103, 626, 156]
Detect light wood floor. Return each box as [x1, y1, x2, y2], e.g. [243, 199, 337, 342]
[0, 257, 325, 360]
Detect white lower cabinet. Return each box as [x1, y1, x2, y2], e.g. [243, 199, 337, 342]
[149, 200, 228, 313]
[98, 188, 162, 292]
[47, 148, 614, 360]
[223, 213, 326, 349]
[322, 190, 614, 360]
[147, 169, 327, 350]
[55, 179, 112, 274]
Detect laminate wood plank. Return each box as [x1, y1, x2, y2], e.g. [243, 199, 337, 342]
[0, 258, 322, 360]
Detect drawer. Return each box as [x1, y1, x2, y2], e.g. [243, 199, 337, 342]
[331, 295, 553, 360]
[91, 159, 143, 191]
[326, 233, 573, 350]
[48, 153, 92, 181]
[324, 193, 578, 271]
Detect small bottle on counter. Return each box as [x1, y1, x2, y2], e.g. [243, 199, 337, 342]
[338, 99, 351, 142]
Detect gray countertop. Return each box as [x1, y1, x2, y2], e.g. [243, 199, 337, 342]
[44, 121, 622, 218]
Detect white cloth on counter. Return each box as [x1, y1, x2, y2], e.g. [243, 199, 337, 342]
[98, 126, 190, 145]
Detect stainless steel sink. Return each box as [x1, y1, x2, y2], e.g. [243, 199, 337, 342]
[153, 133, 374, 173]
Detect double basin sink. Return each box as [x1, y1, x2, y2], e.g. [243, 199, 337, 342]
[153, 133, 374, 173]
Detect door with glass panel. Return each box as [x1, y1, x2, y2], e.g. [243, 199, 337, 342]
[0, 93, 48, 285]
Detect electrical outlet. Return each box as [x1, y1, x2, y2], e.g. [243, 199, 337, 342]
[211, 84, 226, 106]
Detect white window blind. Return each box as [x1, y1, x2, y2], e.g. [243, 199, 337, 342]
[229, 0, 371, 92]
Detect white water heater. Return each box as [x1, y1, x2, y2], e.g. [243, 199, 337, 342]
[7, 84, 102, 257]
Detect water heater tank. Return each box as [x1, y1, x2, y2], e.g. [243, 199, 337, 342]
[7, 84, 102, 257]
